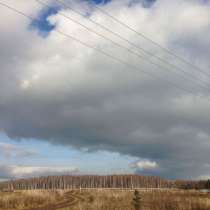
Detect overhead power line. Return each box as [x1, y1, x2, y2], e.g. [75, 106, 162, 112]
[35, 0, 210, 90]
[92, 1, 210, 78]
[0, 1, 208, 101]
[53, 0, 210, 91]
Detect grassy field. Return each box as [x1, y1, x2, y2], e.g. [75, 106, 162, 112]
[0, 190, 65, 210]
[0, 189, 210, 210]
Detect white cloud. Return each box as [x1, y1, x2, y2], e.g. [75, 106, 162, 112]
[0, 143, 37, 158]
[0, 165, 79, 179]
[20, 80, 31, 89]
[131, 160, 158, 171]
[197, 175, 210, 180]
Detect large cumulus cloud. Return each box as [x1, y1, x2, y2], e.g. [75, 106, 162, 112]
[0, 0, 210, 179]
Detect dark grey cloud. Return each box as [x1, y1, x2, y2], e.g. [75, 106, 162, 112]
[0, 0, 210, 179]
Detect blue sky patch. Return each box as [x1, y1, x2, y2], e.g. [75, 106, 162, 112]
[85, 0, 111, 5]
[30, 4, 60, 36]
[0, 133, 135, 175]
[129, 0, 156, 8]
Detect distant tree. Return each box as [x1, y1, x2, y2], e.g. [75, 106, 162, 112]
[132, 190, 142, 210]
[205, 180, 210, 189]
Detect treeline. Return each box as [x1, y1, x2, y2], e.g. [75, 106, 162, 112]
[0, 175, 171, 190]
[174, 179, 210, 190]
[1, 175, 210, 190]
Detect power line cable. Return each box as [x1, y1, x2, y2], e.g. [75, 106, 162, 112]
[92, 1, 210, 78]
[0, 1, 208, 101]
[35, 0, 210, 90]
[54, 0, 210, 90]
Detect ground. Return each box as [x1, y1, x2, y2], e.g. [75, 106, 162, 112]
[0, 189, 210, 210]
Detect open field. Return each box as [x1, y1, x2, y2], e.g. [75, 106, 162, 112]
[0, 189, 210, 210]
[0, 190, 65, 210]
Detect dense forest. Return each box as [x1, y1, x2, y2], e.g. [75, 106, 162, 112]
[1, 175, 210, 190]
[0, 175, 170, 190]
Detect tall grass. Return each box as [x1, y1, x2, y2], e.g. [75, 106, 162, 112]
[0, 189, 210, 210]
[0, 190, 64, 210]
[69, 189, 210, 210]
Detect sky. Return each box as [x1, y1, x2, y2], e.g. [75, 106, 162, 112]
[0, 0, 210, 180]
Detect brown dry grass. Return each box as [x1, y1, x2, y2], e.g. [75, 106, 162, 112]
[0, 189, 210, 210]
[0, 190, 64, 210]
[68, 189, 210, 210]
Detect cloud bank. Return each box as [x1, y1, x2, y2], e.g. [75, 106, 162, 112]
[0, 0, 210, 179]
[0, 143, 37, 158]
[0, 165, 79, 179]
